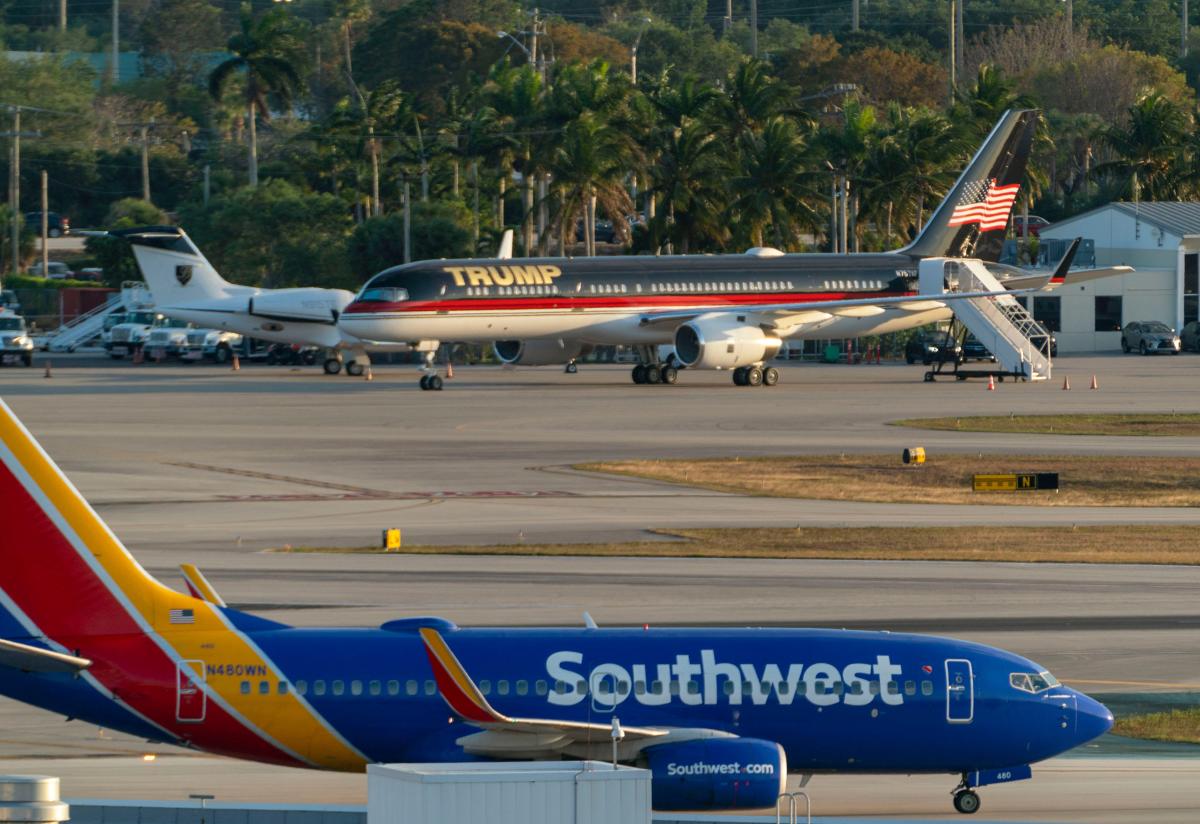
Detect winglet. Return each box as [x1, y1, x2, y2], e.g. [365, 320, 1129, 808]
[418, 627, 508, 725]
[180, 564, 226, 606]
[1050, 238, 1081, 282]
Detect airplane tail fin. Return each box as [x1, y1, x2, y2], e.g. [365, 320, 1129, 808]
[111, 226, 234, 306]
[0, 397, 201, 643]
[900, 109, 1038, 262]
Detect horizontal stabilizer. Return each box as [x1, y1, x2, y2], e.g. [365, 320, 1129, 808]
[0, 638, 91, 673]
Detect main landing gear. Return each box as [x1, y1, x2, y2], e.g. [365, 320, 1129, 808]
[631, 363, 678, 385]
[731, 365, 779, 387]
[951, 775, 981, 815]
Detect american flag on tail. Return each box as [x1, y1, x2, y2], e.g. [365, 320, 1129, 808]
[168, 608, 195, 624]
[947, 178, 1021, 232]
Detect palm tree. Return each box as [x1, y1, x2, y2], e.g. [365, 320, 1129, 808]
[547, 113, 634, 257]
[209, 6, 306, 187]
[484, 62, 545, 256]
[649, 121, 729, 253]
[1095, 92, 1193, 202]
[881, 107, 968, 238]
[819, 98, 876, 252]
[955, 64, 1036, 138]
[727, 117, 817, 249]
[328, 80, 408, 216]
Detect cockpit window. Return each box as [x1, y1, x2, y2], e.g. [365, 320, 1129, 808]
[1010, 671, 1060, 693]
[358, 287, 408, 303]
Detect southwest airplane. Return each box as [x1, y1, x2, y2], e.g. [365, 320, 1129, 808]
[0, 398, 1112, 815]
[338, 109, 1093, 390]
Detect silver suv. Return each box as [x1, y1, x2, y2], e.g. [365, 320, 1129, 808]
[1121, 321, 1181, 355]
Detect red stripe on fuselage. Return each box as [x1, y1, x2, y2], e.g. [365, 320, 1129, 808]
[342, 290, 915, 316]
[0, 469, 303, 767]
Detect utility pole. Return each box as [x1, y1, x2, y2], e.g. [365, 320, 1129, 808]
[110, 0, 120, 85]
[59, 0, 67, 31]
[402, 180, 412, 263]
[529, 8, 540, 73]
[40, 171, 48, 280]
[8, 108, 20, 279]
[948, 0, 957, 106]
[1183, 0, 1190, 58]
[140, 123, 151, 202]
[203, 164, 211, 207]
[955, 0, 964, 86]
[1065, 0, 1073, 31]
[852, 0, 860, 32]
[750, 0, 758, 58]
[724, 0, 732, 36]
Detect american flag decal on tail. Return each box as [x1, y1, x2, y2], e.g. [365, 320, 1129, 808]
[169, 608, 195, 624]
[947, 178, 1021, 232]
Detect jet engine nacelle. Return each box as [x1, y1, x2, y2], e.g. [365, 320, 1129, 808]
[248, 288, 354, 324]
[644, 737, 787, 811]
[493, 339, 589, 366]
[673, 313, 781, 370]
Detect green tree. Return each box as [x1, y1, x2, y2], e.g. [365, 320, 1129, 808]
[179, 180, 353, 288]
[727, 117, 816, 249]
[208, 7, 307, 187]
[347, 205, 473, 278]
[547, 113, 635, 256]
[83, 199, 170, 287]
[1095, 92, 1193, 202]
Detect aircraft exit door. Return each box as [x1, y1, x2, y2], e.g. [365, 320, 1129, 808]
[945, 659, 974, 723]
[176, 660, 207, 723]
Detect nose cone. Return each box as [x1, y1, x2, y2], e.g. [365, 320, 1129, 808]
[1075, 691, 1114, 744]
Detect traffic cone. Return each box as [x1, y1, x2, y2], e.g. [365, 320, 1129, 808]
[365, 365, 373, 381]
[133, 347, 143, 364]
[1090, 374, 1099, 390]
[446, 361, 454, 379]
[876, 346, 882, 365]
[987, 374, 995, 391]
[231, 353, 240, 372]
[1062, 376, 1070, 390]
[43, 361, 51, 379]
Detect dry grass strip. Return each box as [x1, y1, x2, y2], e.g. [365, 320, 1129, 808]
[1113, 708, 1200, 744]
[577, 454, 1200, 507]
[277, 525, 1200, 564]
[892, 414, 1200, 437]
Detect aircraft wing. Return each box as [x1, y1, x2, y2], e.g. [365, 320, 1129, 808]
[636, 285, 1048, 330]
[1003, 266, 1134, 291]
[0, 638, 91, 674]
[419, 628, 670, 757]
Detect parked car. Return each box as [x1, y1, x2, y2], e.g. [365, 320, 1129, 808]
[575, 220, 617, 243]
[0, 314, 34, 367]
[23, 211, 70, 237]
[77, 267, 105, 282]
[905, 330, 962, 365]
[1121, 320, 1181, 355]
[1011, 215, 1050, 237]
[27, 261, 74, 279]
[1182, 321, 1200, 352]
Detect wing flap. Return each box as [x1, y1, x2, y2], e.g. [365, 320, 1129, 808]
[0, 638, 91, 673]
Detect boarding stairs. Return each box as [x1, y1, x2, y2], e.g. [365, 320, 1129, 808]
[45, 281, 153, 352]
[918, 257, 1052, 381]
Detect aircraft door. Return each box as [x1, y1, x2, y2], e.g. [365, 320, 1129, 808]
[945, 659, 974, 724]
[176, 660, 207, 723]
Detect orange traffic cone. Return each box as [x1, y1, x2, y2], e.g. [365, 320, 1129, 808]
[365, 365, 373, 381]
[446, 361, 454, 379]
[231, 353, 240, 372]
[133, 347, 143, 364]
[987, 374, 995, 391]
[1062, 376, 1070, 390]
[43, 361, 51, 379]
[1090, 374, 1099, 390]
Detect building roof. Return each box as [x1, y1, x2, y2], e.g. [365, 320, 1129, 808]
[1050, 201, 1200, 238]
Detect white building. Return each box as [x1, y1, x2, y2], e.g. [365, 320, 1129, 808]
[1030, 202, 1200, 353]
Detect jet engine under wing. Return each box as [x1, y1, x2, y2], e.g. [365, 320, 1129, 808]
[0, 638, 91, 673]
[636, 284, 1050, 330]
[419, 628, 671, 757]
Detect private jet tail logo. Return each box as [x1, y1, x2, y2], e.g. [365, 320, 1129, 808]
[176, 265, 193, 286]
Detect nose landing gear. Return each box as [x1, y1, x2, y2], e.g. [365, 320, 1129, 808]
[951, 775, 980, 814]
